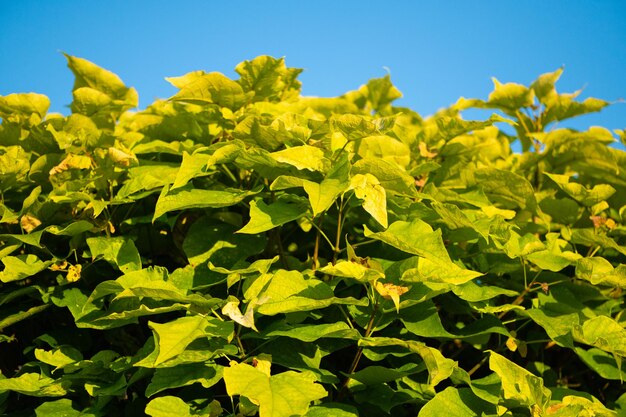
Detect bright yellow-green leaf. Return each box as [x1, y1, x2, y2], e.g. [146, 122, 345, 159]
[350, 173, 388, 228]
[143, 315, 234, 367]
[487, 78, 535, 112]
[359, 337, 457, 387]
[488, 351, 551, 410]
[575, 257, 626, 288]
[224, 363, 327, 417]
[357, 135, 410, 168]
[169, 71, 248, 110]
[238, 199, 308, 234]
[0, 93, 50, 118]
[0, 373, 68, 396]
[235, 55, 303, 102]
[545, 173, 616, 207]
[0, 254, 52, 283]
[145, 396, 194, 417]
[153, 184, 259, 221]
[271, 145, 327, 172]
[87, 236, 141, 273]
[418, 387, 497, 417]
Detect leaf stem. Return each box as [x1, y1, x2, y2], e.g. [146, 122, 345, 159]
[338, 297, 379, 399]
[309, 215, 334, 253]
[468, 356, 488, 376]
[498, 267, 541, 321]
[333, 196, 344, 265]
[234, 325, 246, 357]
[337, 305, 355, 330]
[0, 303, 51, 331]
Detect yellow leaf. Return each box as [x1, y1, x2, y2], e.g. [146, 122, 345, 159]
[67, 264, 82, 283]
[20, 214, 41, 233]
[418, 142, 437, 158]
[375, 281, 409, 313]
[222, 300, 258, 331]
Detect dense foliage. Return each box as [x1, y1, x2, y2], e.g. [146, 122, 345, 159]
[1, 55, 625, 416]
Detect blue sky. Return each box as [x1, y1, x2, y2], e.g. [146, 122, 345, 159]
[1, 0, 624, 138]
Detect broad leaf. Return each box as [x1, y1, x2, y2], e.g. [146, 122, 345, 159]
[223, 363, 327, 417]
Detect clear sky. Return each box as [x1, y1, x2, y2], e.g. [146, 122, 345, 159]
[1, 0, 624, 139]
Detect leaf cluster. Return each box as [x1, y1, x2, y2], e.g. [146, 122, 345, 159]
[1, 55, 625, 416]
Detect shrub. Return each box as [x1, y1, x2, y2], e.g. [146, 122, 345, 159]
[0, 55, 625, 416]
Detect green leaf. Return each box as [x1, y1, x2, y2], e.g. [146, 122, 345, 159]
[451, 280, 518, 302]
[0, 254, 52, 283]
[570, 229, 626, 257]
[184, 216, 265, 268]
[0, 93, 50, 119]
[0, 372, 68, 396]
[364, 219, 450, 262]
[235, 55, 303, 102]
[317, 259, 385, 283]
[116, 163, 180, 198]
[488, 350, 551, 410]
[304, 403, 359, 417]
[65, 54, 131, 98]
[35, 399, 99, 417]
[35, 346, 83, 370]
[487, 78, 534, 112]
[574, 347, 626, 381]
[359, 75, 402, 112]
[223, 363, 327, 417]
[349, 365, 416, 385]
[401, 301, 510, 339]
[530, 68, 563, 105]
[172, 142, 243, 189]
[145, 364, 223, 397]
[359, 337, 457, 387]
[262, 322, 360, 342]
[357, 135, 410, 168]
[525, 309, 578, 348]
[546, 395, 617, 417]
[575, 257, 626, 288]
[169, 71, 248, 110]
[574, 316, 626, 357]
[153, 184, 259, 221]
[308, 152, 350, 215]
[270, 145, 327, 172]
[142, 315, 234, 367]
[543, 95, 609, 125]
[238, 199, 308, 234]
[418, 387, 497, 416]
[545, 173, 616, 207]
[244, 270, 366, 315]
[474, 168, 537, 211]
[86, 236, 141, 273]
[352, 157, 418, 196]
[350, 173, 388, 228]
[145, 396, 193, 417]
[64, 54, 137, 119]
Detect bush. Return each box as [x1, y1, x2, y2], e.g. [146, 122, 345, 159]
[0, 55, 625, 416]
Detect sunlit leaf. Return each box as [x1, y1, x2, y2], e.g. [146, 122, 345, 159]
[224, 363, 327, 417]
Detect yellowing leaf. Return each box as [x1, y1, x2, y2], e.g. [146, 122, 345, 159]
[374, 281, 409, 313]
[222, 299, 258, 331]
[108, 146, 138, 167]
[66, 264, 82, 283]
[49, 154, 93, 176]
[20, 214, 42, 233]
